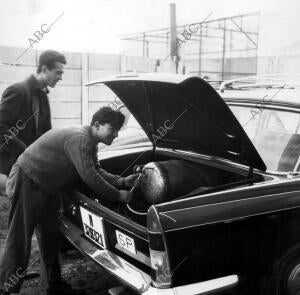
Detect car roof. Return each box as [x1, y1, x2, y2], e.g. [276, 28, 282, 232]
[218, 75, 300, 107]
[220, 88, 300, 106]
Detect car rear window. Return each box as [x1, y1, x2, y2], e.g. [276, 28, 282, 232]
[230, 105, 300, 172]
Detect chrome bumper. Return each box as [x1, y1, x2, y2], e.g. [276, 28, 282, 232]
[59, 216, 152, 293]
[59, 216, 238, 295]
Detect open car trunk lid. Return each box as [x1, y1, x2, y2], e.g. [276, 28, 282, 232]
[88, 73, 266, 171]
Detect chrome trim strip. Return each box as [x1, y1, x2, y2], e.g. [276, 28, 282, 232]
[143, 275, 238, 295]
[227, 101, 300, 113]
[156, 189, 300, 233]
[161, 189, 300, 214]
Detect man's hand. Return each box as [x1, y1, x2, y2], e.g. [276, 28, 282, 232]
[119, 190, 133, 203]
[123, 173, 140, 189]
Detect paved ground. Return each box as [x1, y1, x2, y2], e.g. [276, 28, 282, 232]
[0, 195, 121, 295]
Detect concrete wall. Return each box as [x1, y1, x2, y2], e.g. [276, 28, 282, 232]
[257, 55, 300, 75]
[184, 56, 257, 80]
[2, 44, 298, 130]
[0, 45, 175, 127]
[184, 54, 300, 80]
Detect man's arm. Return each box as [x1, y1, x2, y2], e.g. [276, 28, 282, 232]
[64, 135, 124, 202]
[92, 147, 125, 188]
[97, 167, 125, 188]
[0, 85, 27, 155]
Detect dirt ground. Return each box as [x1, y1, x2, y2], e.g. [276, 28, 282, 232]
[0, 195, 122, 295]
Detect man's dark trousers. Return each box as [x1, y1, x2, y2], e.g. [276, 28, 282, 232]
[0, 163, 61, 293]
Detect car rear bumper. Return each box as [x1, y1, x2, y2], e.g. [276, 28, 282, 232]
[59, 215, 152, 293]
[59, 215, 238, 295]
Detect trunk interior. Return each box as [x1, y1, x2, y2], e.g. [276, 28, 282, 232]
[74, 148, 264, 227]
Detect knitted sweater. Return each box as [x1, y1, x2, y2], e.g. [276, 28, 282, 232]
[18, 126, 123, 201]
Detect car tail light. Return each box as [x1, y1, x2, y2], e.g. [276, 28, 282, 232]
[147, 206, 171, 288]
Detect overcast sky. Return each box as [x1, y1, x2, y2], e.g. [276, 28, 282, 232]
[0, 0, 299, 55]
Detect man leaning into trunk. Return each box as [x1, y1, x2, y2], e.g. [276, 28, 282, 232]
[0, 107, 138, 295]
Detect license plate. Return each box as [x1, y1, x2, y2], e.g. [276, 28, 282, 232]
[80, 207, 106, 249]
[115, 230, 136, 254]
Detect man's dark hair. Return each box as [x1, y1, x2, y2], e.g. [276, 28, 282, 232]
[91, 107, 125, 130]
[37, 50, 67, 73]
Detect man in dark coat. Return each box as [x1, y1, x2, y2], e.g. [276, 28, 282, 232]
[0, 49, 66, 186]
[0, 107, 138, 295]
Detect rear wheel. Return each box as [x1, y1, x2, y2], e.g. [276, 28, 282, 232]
[285, 259, 300, 295]
[263, 249, 300, 295]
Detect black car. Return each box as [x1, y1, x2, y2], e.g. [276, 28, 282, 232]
[59, 73, 300, 295]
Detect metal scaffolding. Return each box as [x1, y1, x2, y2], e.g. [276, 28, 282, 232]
[120, 11, 260, 80]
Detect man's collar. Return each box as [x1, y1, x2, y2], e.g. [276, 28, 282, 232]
[83, 125, 98, 146]
[29, 74, 49, 94]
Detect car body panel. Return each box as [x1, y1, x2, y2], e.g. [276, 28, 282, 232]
[155, 177, 300, 232]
